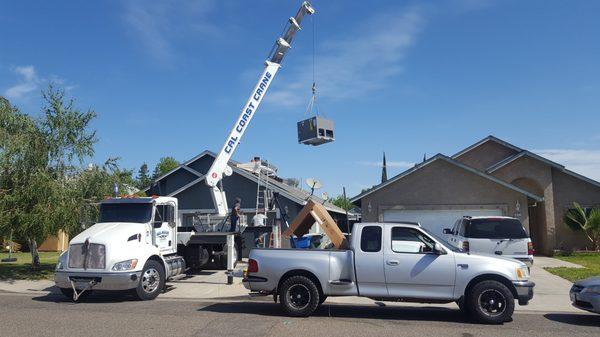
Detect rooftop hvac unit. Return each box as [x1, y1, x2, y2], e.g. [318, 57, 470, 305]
[297, 116, 334, 146]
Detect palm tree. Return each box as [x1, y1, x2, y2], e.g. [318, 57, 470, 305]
[563, 203, 600, 251]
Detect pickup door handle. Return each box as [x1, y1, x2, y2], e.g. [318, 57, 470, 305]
[386, 260, 399, 266]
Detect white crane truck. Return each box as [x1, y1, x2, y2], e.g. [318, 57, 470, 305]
[54, 2, 315, 301]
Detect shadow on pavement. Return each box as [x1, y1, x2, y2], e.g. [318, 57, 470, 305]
[32, 290, 139, 304]
[544, 313, 600, 327]
[198, 301, 478, 324]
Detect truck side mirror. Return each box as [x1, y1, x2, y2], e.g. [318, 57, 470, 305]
[434, 243, 446, 255]
[443, 228, 452, 234]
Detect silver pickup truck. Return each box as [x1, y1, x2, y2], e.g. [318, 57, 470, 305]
[244, 222, 534, 324]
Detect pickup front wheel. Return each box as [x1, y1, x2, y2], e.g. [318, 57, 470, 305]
[467, 280, 515, 324]
[279, 276, 320, 317]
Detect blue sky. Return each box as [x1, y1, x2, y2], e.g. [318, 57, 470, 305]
[2, 0, 600, 197]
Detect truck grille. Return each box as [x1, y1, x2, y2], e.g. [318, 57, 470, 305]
[68, 243, 106, 269]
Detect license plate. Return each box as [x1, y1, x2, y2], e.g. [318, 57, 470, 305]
[570, 293, 576, 302]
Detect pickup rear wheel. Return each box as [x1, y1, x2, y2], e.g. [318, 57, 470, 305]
[279, 276, 320, 317]
[134, 260, 165, 301]
[467, 280, 514, 324]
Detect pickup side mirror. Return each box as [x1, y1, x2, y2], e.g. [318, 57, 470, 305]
[433, 243, 446, 255]
[443, 228, 452, 235]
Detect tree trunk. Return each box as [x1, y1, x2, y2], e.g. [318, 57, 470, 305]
[27, 237, 41, 270]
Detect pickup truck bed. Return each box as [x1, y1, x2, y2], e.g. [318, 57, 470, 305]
[246, 248, 358, 297]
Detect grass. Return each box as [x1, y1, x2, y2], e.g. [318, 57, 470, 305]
[0, 251, 60, 281]
[545, 252, 600, 282]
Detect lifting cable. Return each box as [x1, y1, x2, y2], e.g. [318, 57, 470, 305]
[305, 11, 320, 117]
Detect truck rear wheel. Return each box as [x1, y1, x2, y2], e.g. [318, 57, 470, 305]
[467, 280, 514, 324]
[279, 275, 320, 317]
[217, 243, 238, 270]
[134, 260, 165, 301]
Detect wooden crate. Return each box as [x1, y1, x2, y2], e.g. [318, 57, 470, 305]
[284, 200, 348, 249]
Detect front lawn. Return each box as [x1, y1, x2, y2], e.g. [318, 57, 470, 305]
[545, 252, 600, 282]
[0, 251, 60, 281]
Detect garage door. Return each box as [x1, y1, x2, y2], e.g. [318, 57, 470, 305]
[382, 208, 503, 236]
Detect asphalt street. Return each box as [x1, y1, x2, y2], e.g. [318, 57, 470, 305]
[0, 292, 598, 337]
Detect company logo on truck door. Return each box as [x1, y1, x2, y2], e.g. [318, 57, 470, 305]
[156, 230, 170, 240]
[224, 71, 273, 154]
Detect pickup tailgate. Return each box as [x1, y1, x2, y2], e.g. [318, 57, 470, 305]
[243, 248, 358, 296]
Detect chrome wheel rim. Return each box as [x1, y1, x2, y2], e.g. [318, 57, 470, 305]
[478, 289, 506, 317]
[142, 268, 160, 293]
[287, 284, 310, 310]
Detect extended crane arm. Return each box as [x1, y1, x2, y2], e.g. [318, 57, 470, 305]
[205, 2, 315, 216]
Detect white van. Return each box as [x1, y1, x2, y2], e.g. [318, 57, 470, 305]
[444, 216, 534, 266]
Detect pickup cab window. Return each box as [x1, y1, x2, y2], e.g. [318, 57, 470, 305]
[360, 226, 382, 252]
[391, 227, 434, 253]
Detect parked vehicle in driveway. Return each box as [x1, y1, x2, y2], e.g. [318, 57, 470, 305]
[570, 277, 600, 314]
[243, 222, 534, 324]
[443, 216, 534, 267]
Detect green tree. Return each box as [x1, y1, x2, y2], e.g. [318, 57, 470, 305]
[564, 202, 600, 250]
[331, 195, 354, 211]
[152, 156, 179, 180]
[136, 162, 151, 189]
[0, 86, 97, 268]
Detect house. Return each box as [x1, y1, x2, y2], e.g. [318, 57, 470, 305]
[351, 136, 600, 254]
[144, 151, 351, 231]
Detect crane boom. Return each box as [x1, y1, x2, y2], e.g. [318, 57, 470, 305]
[206, 2, 315, 216]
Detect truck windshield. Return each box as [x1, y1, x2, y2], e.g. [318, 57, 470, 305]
[99, 203, 153, 223]
[466, 218, 528, 239]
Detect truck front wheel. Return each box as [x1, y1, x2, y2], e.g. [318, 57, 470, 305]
[279, 276, 320, 317]
[134, 260, 165, 301]
[467, 280, 515, 324]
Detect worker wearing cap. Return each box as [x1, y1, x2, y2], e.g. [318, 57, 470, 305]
[230, 197, 242, 232]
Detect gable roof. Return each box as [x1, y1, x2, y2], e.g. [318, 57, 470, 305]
[452, 135, 522, 159]
[486, 150, 600, 188]
[350, 153, 543, 203]
[145, 151, 349, 214]
[452, 135, 600, 189]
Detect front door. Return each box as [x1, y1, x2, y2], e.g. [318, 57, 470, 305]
[384, 226, 455, 299]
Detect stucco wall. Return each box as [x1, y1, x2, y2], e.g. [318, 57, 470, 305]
[490, 156, 555, 253]
[360, 159, 530, 230]
[551, 168, 600, 250]
[454, 141, 519, 172]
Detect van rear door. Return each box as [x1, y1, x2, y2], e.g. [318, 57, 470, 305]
[466, 218, 529, 257]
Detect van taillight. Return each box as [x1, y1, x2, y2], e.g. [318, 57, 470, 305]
[462, 241, 469, 252]
[248, 259, 259, 273]
[528, 242, 535, 255]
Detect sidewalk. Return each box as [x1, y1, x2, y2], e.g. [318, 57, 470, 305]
[0, 257, 586, 314]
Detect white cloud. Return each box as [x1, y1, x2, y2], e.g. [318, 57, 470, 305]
[3, 66, 75, 102]
[123, 0, 220, 63]
[358, 160, 415, 169]
[534, 149, 600, 182]
[266, 6, 425, 108]
[3, 65, 40, 100]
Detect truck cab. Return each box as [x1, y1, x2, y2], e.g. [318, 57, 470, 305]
[55, 196, 185, 301]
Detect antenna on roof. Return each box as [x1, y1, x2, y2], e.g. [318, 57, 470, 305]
[305, 177, 322, 197]
[321, 192, 329, 204]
